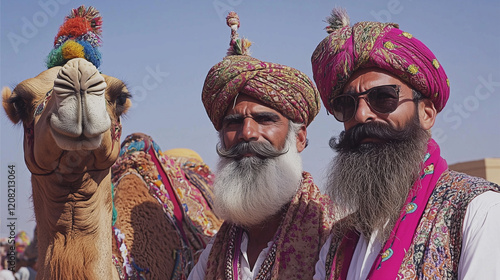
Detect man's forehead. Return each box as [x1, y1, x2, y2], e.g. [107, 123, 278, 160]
[233, 93, 265, 106]
[225, 93, 284, 117]
[342, 68, 407, 94]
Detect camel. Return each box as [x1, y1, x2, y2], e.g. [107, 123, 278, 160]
[2, 6, 221, 279]
[110, 133, 221, 279]
[2, 52, 129, 280]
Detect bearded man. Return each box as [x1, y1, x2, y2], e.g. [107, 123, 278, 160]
[311, 8, 500, 280]
[188, 12, 334, 280]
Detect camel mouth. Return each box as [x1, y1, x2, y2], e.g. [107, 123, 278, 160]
[50, 127, 104, 151]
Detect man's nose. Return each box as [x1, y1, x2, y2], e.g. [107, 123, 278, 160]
[239, 117, 259, 142]
[353, 97, 377, 124]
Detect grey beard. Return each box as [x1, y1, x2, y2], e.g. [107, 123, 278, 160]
[213, 128, 303, 228]
[327, 116, 430, 243]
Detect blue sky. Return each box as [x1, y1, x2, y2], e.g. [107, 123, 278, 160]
[1, 0, 499, 237]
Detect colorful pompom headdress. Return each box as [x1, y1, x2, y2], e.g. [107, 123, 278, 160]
[202, 11, 321, 131]
[46, 5, 102, 69]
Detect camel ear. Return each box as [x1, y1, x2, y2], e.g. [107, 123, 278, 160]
[2, 87, 21, 124]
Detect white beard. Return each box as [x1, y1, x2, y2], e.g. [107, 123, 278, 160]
[213, 135, 303, 227]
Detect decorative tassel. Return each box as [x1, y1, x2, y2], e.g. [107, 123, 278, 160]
[325, 7, 350, 34]
[226, 11, 252, 56]
[67, 5, 102, 35]
[46, 5, 102, 69]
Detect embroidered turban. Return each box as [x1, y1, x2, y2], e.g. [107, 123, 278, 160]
[202, 12, 321, 131]
[311, 8, 450, 114]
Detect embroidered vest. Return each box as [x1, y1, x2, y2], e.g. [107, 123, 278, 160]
[397, 170, 500, 279]
[326, 170, 500, 280]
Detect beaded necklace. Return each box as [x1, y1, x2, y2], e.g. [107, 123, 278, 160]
[224, 209, 287, 280]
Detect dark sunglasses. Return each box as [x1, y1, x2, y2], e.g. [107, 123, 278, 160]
[331, 85, 415, 122]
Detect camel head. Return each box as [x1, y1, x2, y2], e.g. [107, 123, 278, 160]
[2, 6, 131, 177]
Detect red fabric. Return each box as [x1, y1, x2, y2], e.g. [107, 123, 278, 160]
[147, 148, 187, 241]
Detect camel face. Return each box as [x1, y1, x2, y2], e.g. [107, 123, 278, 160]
[50, 58, 111, 151]
[2, 58, 131, 175]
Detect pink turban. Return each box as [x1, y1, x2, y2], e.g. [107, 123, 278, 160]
[202, 12, 320, 131]
[311, 8, 450, 114]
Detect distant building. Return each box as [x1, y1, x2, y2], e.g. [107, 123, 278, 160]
[449, 158, 500, 185]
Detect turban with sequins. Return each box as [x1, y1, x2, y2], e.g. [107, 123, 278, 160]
[202, 12, 321, 131]
[311, 8, 450, 114]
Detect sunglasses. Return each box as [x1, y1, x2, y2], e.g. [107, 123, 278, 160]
[331, 85, 416, 122]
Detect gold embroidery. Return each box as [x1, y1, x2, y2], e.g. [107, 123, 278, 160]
[432, 59, 440, 69]
[402, 32, 413, 39]
[408, 64, 419, 75]
[384, 41, 395, 50]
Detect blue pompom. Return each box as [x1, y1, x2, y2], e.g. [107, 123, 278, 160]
[77, 40, 101, 68]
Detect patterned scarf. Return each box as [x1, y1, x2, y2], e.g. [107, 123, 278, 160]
[205, 172, 334, 279]
[327, 139, 448, 280]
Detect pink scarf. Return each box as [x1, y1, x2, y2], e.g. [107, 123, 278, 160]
[329, 139, 448, 279]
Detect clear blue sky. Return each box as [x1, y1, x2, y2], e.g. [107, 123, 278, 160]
[1, 0, 499, 238]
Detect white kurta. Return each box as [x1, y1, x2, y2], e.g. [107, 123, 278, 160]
[313, 191, 500, 280]
[188, 232, 273, 280]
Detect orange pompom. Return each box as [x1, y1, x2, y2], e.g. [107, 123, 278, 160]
[55, 17, 91, 43]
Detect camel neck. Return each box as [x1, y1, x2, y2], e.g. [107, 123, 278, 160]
[31, 171, 117, 279]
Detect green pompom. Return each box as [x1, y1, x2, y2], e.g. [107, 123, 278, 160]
[46, 46, 65, 68]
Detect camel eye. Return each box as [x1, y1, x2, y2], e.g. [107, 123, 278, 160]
[104, 80, 132, 116]
[115, 90, 131, 116]
[116, 91, 131, 106]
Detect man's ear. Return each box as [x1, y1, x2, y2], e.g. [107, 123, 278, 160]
[295, 124, 307, 153]
[419, 98, 437, 130]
